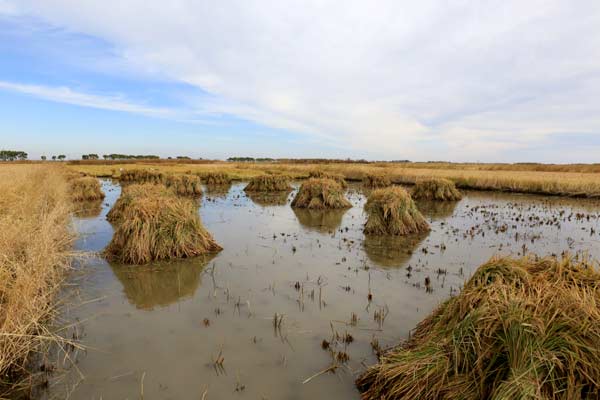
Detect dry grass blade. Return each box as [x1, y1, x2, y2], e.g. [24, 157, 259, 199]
[412, 177, 462, 201]
[356, 255, 600, 400]
[291, 178, 351, 209]
[364, 186, 429, 235]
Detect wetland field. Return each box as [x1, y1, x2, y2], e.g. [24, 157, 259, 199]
[1, 164, 600, 399]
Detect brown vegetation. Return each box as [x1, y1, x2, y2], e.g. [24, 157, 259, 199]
[357, 255, 600, 400]
[364, 173, 391, 188]
[69, 176, 105, 201]
[107, 183, 174, 223]
[291, 178, 351, 209]
[364, 186, 429, 235]
[244, 175, 292, 192]
[412, 178, 462, 201]
[201, 172, 231, 185]
[0, 166, 74, 395]
[308, 170, 348, 188]
[164, 174, 203, 196]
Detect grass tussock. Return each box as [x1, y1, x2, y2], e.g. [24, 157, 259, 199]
[201, 172, 231, 185]
[364, 173, 391, 188]
[104, 194, 221, 264]
[69, 176, 105, 201]
[164, 173, 203, 196]
[291, 178, 351, 209]
[244, 175, 291, 192]
[364, 186, 429, 235]
[308, 170, 348, 188]
[357, 255, 600, 400]
[119, 169, 165, 184]
[412, 177, 462, 201]
[107, 183, 174, 223]
[0, 166, 74, 395]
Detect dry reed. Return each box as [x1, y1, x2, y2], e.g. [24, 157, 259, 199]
[412, 177, 462, 201]
[308, 170, 348, 188]
[364, 186, 429, 235]
[164, 174, 203, 196]
[357, 255, 600, 400]
[69, 176, 105, 202]
[107, 183, 174, 223]
[244, 175, 291, 192]
[364, 173, 391, 188]
[201, 172, 231, 185]
[291, 178, 351, 209]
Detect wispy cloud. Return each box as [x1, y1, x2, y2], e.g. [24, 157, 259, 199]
[3, 1, 600, 161]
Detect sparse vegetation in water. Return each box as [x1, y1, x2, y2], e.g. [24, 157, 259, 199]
[104, 194, 221, 264]
[356, 255, 600, 400]
[69, 176, 105, 201]
[164, 173, 203, 196]
[364, 186, 429, 235]
[201, 172, 232, 185]
[0, 166, 74, 396]
[412, 177, 462, 201]
[291, 178, 352, 209]
[244, 174, 291, 192]
[364, 173, 391, 188]
[308, 169, 348, 188]
[246, 191, 290, 206]
[107, 183, 174, 223]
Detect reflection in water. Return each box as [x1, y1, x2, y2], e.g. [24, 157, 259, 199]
[415, 199, 459, 220]
[204, 183, 232, 199]
[73, 199, 104, 218]
[363, 232, 428, 268]
[293, 208, 348, 233]
[110, 255, 215, 310]
[246, 190, 291, 206]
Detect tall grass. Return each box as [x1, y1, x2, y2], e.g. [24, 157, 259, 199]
[412, 177, 462, 201]
[357, 255, 600, 399]
[364, 186, 429, 235]
[291, 178, 352, 209]
[0, 165, 74, 395]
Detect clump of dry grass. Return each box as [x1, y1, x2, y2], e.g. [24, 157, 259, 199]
[201, 172, 231, 185]
[364, 186, 429, 235]
[0, 165, 74, 395]
[291, 178, 351, 209]
[107, 183, 174, 223]
[357, 255, 600, 400]
[308, 170, 348, 188]
[412, 177, 462, 201]
[104, 194, 221, 264]
[364, 173, 391, 188]
[164, 173, 203, 196]
[119, 169, 165, 184]
[69, 176, 105, 201]
[244, 175, 291, 192]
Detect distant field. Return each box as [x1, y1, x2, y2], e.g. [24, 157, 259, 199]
[67, 161, 600, 198]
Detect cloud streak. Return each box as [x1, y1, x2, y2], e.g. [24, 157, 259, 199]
[4, 1, 600, 161]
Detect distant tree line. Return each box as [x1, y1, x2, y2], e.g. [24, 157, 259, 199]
[0, 150, 28, 161]
[227, 157, 275, 162]
[101, 154, 160, 160]
[81, 154, 100, 160]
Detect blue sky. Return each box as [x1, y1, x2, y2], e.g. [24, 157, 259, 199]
[1, 1, 599, 162]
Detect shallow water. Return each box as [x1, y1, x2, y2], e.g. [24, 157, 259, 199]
[48, 180, 600, 399]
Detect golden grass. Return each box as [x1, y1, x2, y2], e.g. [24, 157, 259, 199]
[164, 173, 203, 196]
[104, 194, 221, 264]
[201, 172, 231, 185]
[364, 173, 392, 188]
[107, 183, 174, 223]
[412, 177, 462, 201]
[364, 186, 429, 235]
[0, 165, 74, 395]
[308, 169, 348, 188]
[291, 178, 352, 209]
[244, 175, 292, 192]
[69, 176, 105, 202]
[119, 168, 164, 184]
[357, 255, 600, 400]
[69, 161, 600, 198]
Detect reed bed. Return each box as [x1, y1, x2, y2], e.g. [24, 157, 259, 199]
[0, 165, 74, 395]
[291, 178, 352, 209]
[201, 172, 231, 185]
[107, 183, 174, 223]
[364, 173, 391, 189]
[104, 194, 221, 264]
[119, 169, 165, 184]
[308, 170, 348, 188]
[357, 255, 600, 400]
[164, 174, 203, 196]
[364, 186, 429, 235]
[412, 178, 462, 201]
[244, 175, 291, 192]
[69, 176, 105, 202]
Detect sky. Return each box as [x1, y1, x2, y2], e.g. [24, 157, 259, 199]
[0, 1, 599, 162]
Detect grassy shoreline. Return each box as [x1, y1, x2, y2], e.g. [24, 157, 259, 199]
[69, 162, 600, 198]
[0, 165, 74, 396]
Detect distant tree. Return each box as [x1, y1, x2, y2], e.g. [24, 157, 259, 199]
[52, 155, 57, 161]
[57, 155, 66, 161]
[82, 155, 89, 160]
[176, 156, 191, 160]
[88, 153, 99, 160]
[0, 150, 28, 161]
[41, 155, 47, 161]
